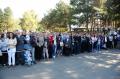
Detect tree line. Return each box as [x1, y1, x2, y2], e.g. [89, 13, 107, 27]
[41, 0, 120, 32]
[0, 0, 120, 32]
[0, 7, 42, 32]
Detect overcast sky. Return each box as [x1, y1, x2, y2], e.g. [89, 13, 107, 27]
[0, 0, 70, 19]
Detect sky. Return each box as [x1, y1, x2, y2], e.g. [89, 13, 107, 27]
[0, 0, 70, 19]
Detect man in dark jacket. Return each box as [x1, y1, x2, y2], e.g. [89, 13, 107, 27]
[16, 30, 25, 65]
[30, 32, 37, 64]
[73, 33, 79, 55]
[63, 33, 72, 56]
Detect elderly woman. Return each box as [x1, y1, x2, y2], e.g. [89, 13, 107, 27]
[7, 32, 17, 66]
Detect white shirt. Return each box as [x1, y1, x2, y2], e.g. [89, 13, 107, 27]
[54, 35, 57, 45]
[91, 37, 97, 43]
[8, 38, 17, 48]
[109, 36, 113, 41]
[25, 35, 30, 41]
[105, 36, 107, 42]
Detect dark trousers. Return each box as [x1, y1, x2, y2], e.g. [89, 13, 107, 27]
[81, 42, 86, 53]
[63, 46, 71, 56]
[114, 41, 117, 48]
[108, 41, 113, 49]
[0, 56, 2, 65]
[16, 52, 24, 65]
[0, 53, 8, 65]
[35, 46, 43, 61]
[35, 46, 39, 60]
[73, 43, 79, 54]
[48, 45, 53, 58]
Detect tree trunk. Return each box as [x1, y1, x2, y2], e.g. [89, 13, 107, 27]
[93, 18, 95, 32]
[90, 17, 93, 32]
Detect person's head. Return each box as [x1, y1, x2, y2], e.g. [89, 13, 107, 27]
[1, 33, 7, 38]
[16, 30, 23, 36]
[22, 30, 26, 35]
[8, 32, 15, 39]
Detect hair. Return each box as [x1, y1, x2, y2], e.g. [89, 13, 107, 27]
[1, 33, 6, 38]
[8, 32, 16, 39]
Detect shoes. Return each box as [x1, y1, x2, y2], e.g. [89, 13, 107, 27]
[32, 61, 36, 64]
[53, 56, 55, 59]
[8, 65, 15, 68]
[7, 65, 10, 67]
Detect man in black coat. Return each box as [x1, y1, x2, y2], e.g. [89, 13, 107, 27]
[16, 30, 25, 65]
[73, 33, 80, 55]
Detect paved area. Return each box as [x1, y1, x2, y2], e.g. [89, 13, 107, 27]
[0, 50, 120, 79]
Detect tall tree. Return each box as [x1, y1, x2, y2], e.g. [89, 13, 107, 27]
[0, 7, 19, 32]
[20, 10, 39, 31]
[0, 9, 4, 31]
[41, 1, 71, 31]
[70, 0, 96, 31]
[3, 7, 15, 31]
[105, 0, 120, 28]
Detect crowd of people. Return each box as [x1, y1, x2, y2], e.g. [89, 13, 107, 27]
[0, 30, 120, 67]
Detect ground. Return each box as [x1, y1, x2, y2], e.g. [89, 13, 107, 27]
[0, 50, 120, 79]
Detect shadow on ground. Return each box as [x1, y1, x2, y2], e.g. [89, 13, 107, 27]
[0, 50, 120, 79]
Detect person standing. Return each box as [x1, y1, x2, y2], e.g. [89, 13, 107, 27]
[53, 33, 57, 59]
[57, 33, 63, 56]
[81, 34, 87, 53]
[113, 35, 117, 48]
[7, 32, 17, 66]
[77, 33, 81, 54]
[36, 33, 44, 60]
[117, 34, 120, 49]
[16, 30, 25, 65]
[102, 35, 107, 49]
[1, 33, 8, 66]
[30, 32, 37, 62]
[48, 33, 54, 58]
[91, 34, 97, 52]
[96, 36, 101, 52]
[108, 35, 113, 49]
[63, 33, 71, 56]
[43, 32, 49, 60]
[73, 33, 80, 55]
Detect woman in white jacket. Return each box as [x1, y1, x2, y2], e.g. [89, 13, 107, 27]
[7, 32, 17, 66]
